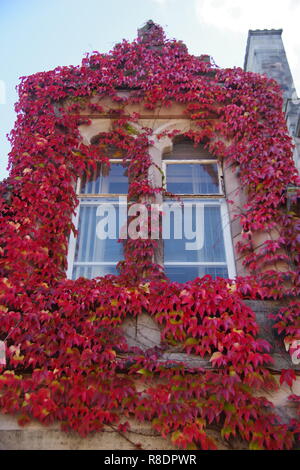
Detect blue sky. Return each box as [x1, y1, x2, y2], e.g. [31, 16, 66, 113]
[1, 0, 299, 180]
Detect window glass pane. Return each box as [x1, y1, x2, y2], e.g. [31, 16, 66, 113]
[81, 163, 128, 194]
[74, 200, 124, 264]
[72, 264, 118, 280]
[166, 163, 219, 194]
[164, 201, 226, 263]
[163, 141, 215, 160]
[165, 265, 228, 283]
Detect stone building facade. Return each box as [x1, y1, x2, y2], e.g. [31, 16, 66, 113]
[0, 23, 299, 450]
[244, 29, 300, 171]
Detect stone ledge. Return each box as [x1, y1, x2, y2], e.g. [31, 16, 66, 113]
[0, 428, 173, 451]
[0, 414, 243, 450]
[121, 302, 300, 371]
[244, 300, 300, 371]
[0, 414, 174, 450]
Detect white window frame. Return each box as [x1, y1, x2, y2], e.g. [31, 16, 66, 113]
[162, 159, 223, 195]
[67, 156, 236, 280]
[66, 160, 127, 279]
[162, 159, 236, 279]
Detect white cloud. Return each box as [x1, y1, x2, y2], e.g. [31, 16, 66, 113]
[151, 0, 168, 4]
[195, 0, 300, 94]
[196, 0, 296, 32]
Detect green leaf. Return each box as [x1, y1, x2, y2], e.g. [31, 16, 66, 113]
[249, 440, 263, 450]
[124, 123, 139, 135]
[221, 425, 233, 439]
[169, 318, 183, 325]
[171, 430, 183, 443]
[187, 442, 197, 450]
[224, 402, 236, 413]
[137, 368, 152, 377]
[185, 337, 198, 346]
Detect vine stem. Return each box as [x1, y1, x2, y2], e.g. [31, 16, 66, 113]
[107, 424, 144, 450]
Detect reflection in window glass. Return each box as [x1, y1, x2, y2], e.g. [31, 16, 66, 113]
[163, 199, 228, 283]
[80, 163, 128, 194]
[71, 162, 128, 280]
[74, 202, 123, 263]
[166, 163, 219, 194]
[165, 265, 228, 283]
[72, 264, 118, 280]
[72, 197, 125, 280]
[164, 203, 226, 263]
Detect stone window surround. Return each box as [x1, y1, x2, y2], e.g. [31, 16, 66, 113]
[67, 118, 237, 280]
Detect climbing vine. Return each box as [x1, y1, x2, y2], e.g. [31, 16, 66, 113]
[0, 22, 299, 449]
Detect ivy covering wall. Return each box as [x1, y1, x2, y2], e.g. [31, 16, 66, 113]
[0, 22, 299, 449]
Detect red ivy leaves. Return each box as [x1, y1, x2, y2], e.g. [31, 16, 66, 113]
[0, 22, 299, 450]
[280, 369, 297, 388]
